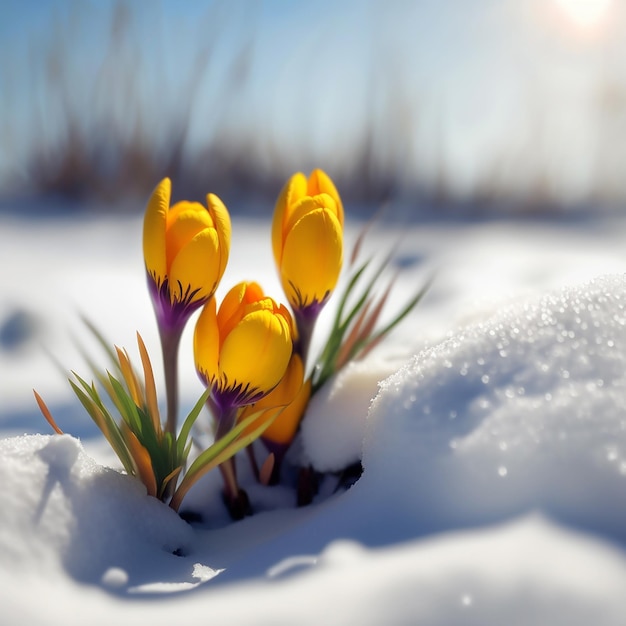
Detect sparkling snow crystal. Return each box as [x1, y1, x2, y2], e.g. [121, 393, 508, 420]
[363, 274, 626, 541]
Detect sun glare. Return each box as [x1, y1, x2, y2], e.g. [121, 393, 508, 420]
[553, 0, 613, 29]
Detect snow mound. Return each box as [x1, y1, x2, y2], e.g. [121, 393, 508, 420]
[275, 516, 626, 625]
[301, 356, 403, 472]
[363, 273, 626, 539]
[0, 434, 204, 591]
[4, 259, 626, 623]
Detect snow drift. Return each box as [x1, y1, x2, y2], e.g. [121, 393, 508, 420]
[2, 264, 626, 624]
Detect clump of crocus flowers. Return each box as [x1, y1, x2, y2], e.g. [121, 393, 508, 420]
[35, 169, 428, 519]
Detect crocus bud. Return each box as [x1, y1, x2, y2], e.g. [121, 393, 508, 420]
[143, 177, 231, 435]
[194, 282, 293, 418]
[271, 169, 343, 315]
[238, 353, 311, 447]
[143, 177, 231, 331]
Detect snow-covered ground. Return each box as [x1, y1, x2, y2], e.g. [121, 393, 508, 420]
[2, 209, 626, 624]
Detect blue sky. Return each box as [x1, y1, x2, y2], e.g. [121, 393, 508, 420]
[1, 0, 625, 205]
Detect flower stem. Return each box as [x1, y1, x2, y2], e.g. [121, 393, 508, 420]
[297, 465, 319, 507]
[213, 404, 251, 519]
[294, 308, 317, 365]
[160, 324, 183, 436]
[214, 404, 237, 440]
[219, 459, 249, 519]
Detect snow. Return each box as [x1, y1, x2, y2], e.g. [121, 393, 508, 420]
[364, 274, 626, 541]
[2, 211, 626, 624]
[301, 356, 402, 472]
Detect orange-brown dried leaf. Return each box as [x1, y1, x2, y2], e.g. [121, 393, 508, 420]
[33, 390, 64, 435]
[121, 422, 157, 497]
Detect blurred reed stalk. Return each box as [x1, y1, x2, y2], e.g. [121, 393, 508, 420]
[3, 0, 626, 213]
[0, 0, 267, 205]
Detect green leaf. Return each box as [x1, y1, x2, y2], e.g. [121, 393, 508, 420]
[107, 372, 143, 434]
[361, 275, 433, 355]
[312, 250, 433, 392]
[338, 252, 392, 333]
[314, 254, 393, 387]
[68, 378, 135, 473]
[333, 259, 371, 332]
[313, 263, 370, 385]
[176, 388, 211, 461]
[169, 407, 277, 511]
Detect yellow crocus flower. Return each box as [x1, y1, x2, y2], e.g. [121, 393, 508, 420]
[143, 176, 231, 435]
[143, 177, 231, 328]
[238, 352, 311, 447]
[272, 170, 343, 313]
[194, 282, 294, 416]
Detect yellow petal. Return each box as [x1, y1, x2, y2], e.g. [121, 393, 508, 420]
[308, 169, 344, 226]
[193, 297, 220, 384]
[143, 178, 171, 281]
[277, 302, 297, 342]
[169, 227, 221, 304]
[217, 282, 247, 332]
[217, 282, 264, 340]
[166, 201, 215, 272]
[244, 353, 304, 412]
[284, 194, 338, 236]
[206, 193, 232, 282]
[239, 353, 309, 444]
[272, 172, 307, 266]
[280, 208, 343, 308]
[263, 376, 312, 446]
[219, 308, 292, 395]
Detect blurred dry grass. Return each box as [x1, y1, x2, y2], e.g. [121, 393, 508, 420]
[0, 0, 446, 215]
[0, 1, 275, 208]
[2, 0, 626, 216]
[0, 1, 400, 212]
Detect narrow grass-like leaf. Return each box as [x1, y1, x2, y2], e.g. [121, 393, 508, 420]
[338, 252, 392, 334]
[33, 390, 64, 435]
[107, 373, 143, 434]
[315, 253, 393, 389]
[71, 373, 117, 422]
[159, 466, 183, 500]
[333, 297, 375, 374]
[121, 421, 157, 497]
[169, 407, 280, 511]
[68, 378, 134, 473]
[332, 260, 370, 334]
[136, 333, 161, 435]
[148, 431, 176, 484]
[336, 275, 397, 370]
[115, 346, 143, 408]
[94, 371, 127, 420]
[359, 276, 433, 359]
[176, 389, 211, 461]
[313, 262, 370, 384]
